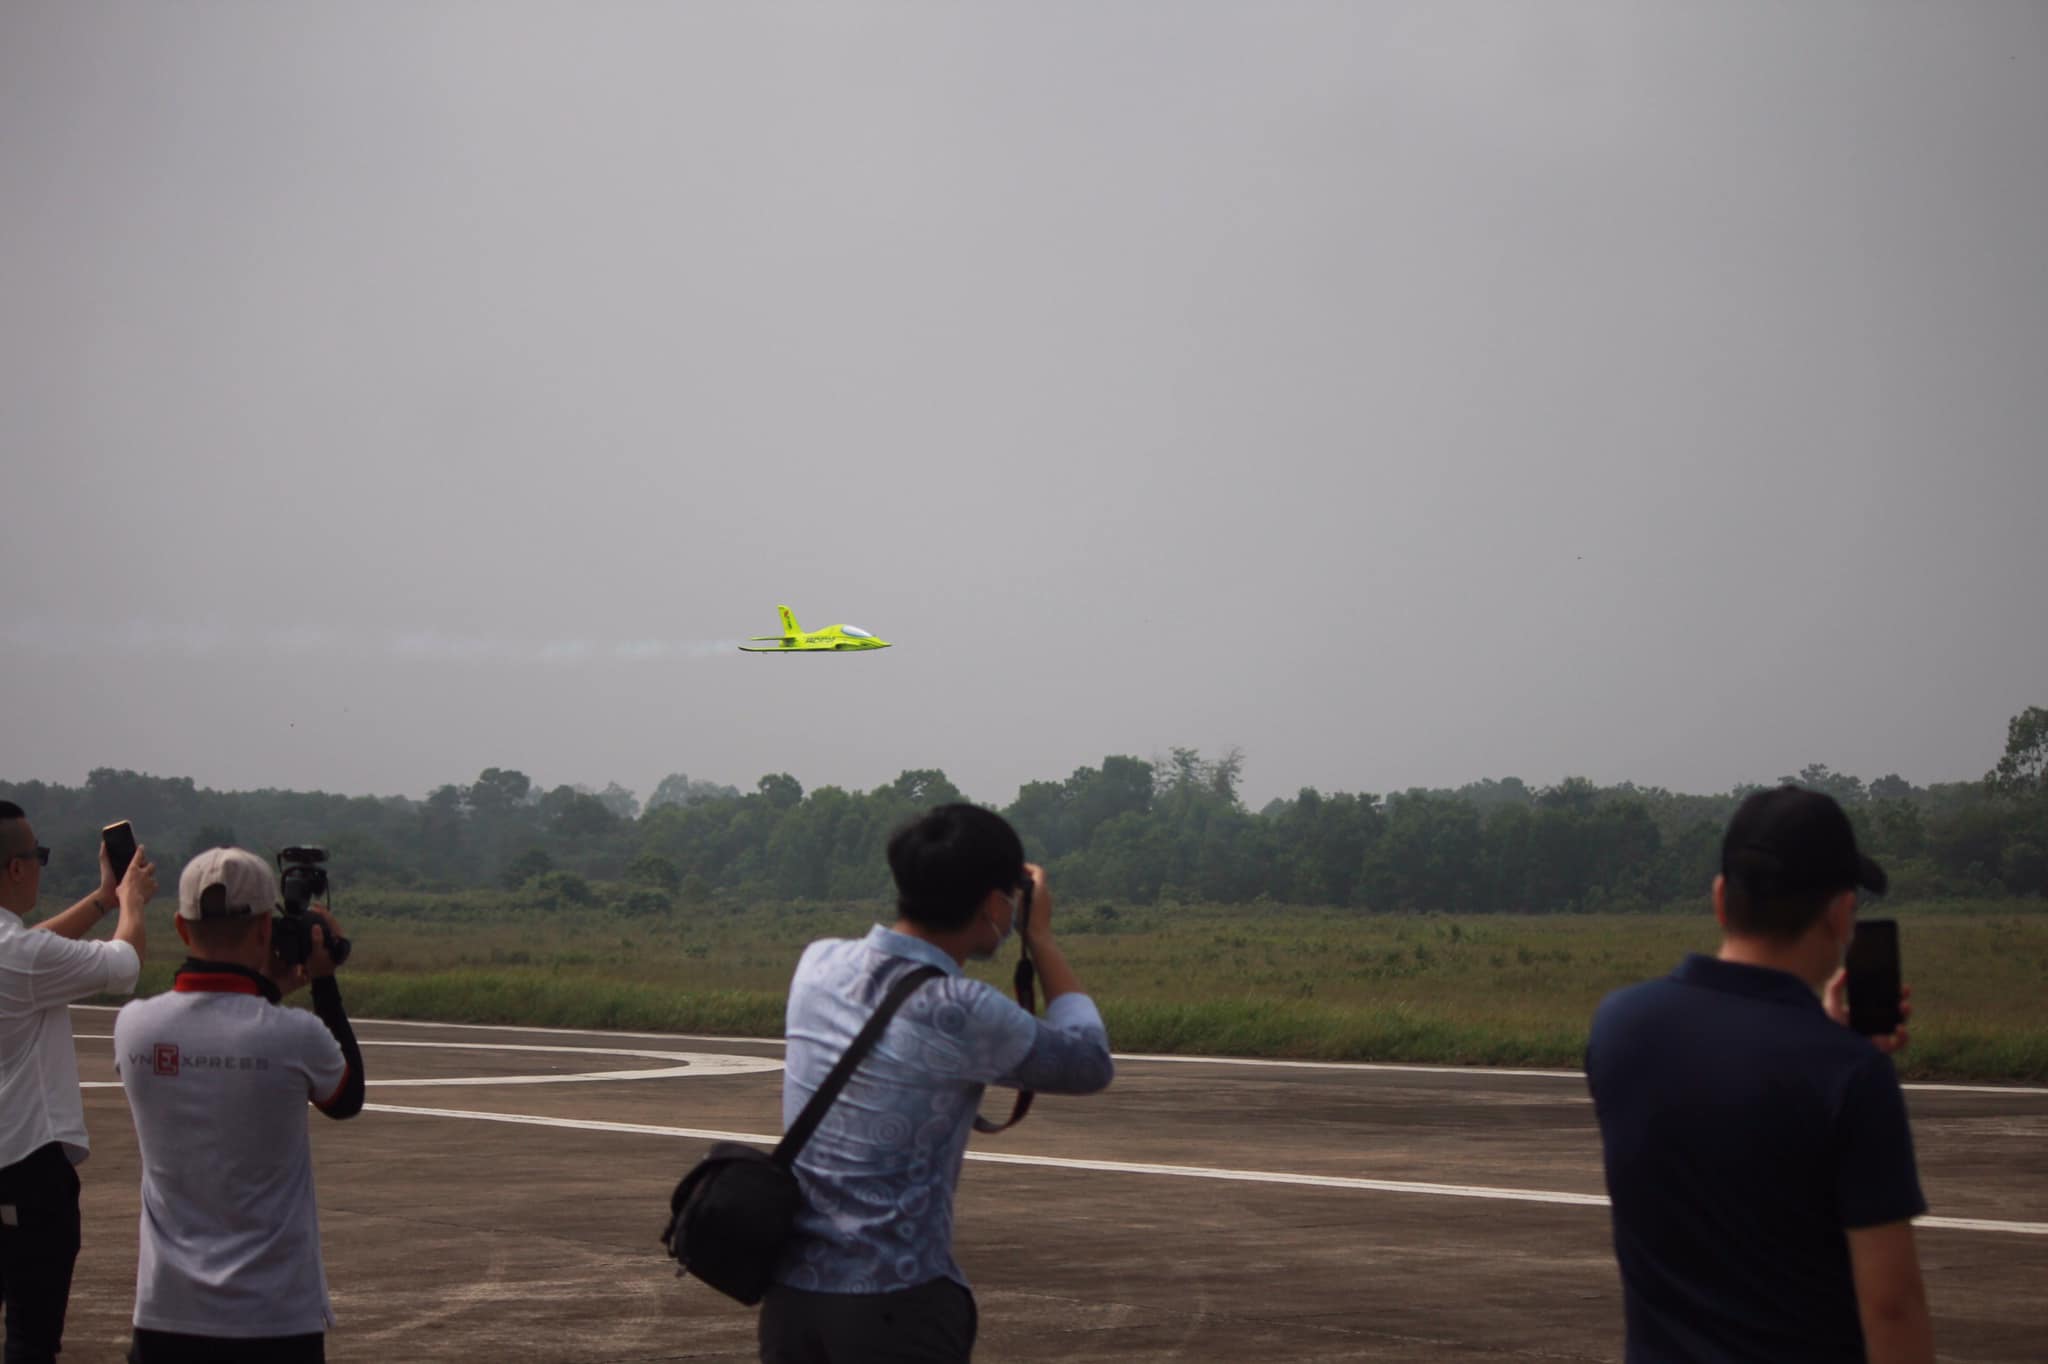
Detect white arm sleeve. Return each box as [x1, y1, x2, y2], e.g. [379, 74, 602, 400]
[12, 934, 140, 1009]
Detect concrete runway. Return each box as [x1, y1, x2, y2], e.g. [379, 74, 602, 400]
[59, 1006, 2048, 1363]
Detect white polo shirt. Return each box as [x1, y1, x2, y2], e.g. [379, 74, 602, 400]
[115, 974, 347, 1338]
[0, 905, 141, 1167]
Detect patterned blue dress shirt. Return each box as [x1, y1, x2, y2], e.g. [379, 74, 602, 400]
[775, 925, 1114, 1294]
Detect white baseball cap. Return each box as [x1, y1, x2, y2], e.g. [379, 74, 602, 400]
[177, 848, 278, 921]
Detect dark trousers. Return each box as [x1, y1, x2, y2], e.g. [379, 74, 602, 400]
[760, 1278, 977, 1364]
[0, 1143, 81, 1364]
[129, 1329, 325, 1364]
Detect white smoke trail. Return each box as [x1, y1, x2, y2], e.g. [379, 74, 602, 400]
[2, 619, 740, 665]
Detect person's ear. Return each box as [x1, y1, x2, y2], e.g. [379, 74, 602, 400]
[1825, 889, 1856, 945]
[175, 917, 193, 948]
[1711, 874, 1729, 931]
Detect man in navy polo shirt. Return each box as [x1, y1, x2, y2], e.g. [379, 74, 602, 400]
[1587, 786, 1932, 1364]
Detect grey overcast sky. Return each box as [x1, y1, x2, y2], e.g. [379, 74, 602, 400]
[3, 2, 2044, 810]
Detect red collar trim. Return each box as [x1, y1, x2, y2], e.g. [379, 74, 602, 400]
[173, 973, 264, 995]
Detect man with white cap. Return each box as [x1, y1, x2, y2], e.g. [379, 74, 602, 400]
[0, 801, 155, 1364]
[113, 848, 364, 1364]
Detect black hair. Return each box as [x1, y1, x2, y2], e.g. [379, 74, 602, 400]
[887, 803, 1026, 932]
[0, 802, 23, 821]
[1721, 852, 1838, 941]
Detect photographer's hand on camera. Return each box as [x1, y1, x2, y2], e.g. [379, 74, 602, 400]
[1020, 863, 1055, 953]
[301, 903, 365, 1120]
[1019, 863, 1084, 1004]
[305, 907, 343, 978]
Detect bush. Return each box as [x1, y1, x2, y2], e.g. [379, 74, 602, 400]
[532, 871, 592, 907]
[619, 886, 674, 916]
[626, 854, 681, 891]
[502, 848, 554, 890]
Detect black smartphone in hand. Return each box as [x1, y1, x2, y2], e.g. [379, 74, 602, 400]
[1844, 918, 1902, 1036]
[102, 821, 138, 887]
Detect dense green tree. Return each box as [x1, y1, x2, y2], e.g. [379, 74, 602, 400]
[465, 767, 532, 816]
[626, 853, 681, 890]
[10, 726, 2045, 913]
[2002, 837, 2048, 897]
[756, 773, 804, 811]
[188, 824, 238, 858]
[1989, 707, 2048, 798]
[1782, 763, 1865, 806]
[541, 786, 622, 839]
[1363, 794, 1483, 912]
[648, 772, 740, 810]
[502, 848, 553, 889]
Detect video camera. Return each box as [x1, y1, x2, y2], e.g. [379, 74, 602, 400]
[273, 846, 352, 968]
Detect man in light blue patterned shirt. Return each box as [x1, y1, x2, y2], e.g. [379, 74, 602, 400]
[763, 804, 1114, 1364]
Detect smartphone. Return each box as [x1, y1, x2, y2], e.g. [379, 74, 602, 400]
[102, 821, 138, 887]
[1844, 918, 1902, 1036]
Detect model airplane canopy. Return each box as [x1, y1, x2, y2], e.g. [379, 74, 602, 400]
[739, 605, 892, 653]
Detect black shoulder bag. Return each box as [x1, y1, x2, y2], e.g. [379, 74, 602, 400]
[660, 963, 943, 1305]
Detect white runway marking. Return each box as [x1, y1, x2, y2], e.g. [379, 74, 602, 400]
[73, 1036, 781, 1088]
[361, 1101, 2048, 1238]
[73, 1013, 2047, 1235]
[71, 1006, 2048, 1095]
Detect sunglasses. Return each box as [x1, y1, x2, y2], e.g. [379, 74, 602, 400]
[7, 846, 51, 868]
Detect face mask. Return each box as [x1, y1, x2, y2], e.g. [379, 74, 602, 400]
[969, 897, 1015, 962]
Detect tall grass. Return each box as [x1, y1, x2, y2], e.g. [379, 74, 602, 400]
[113, 897, 2048, 1081]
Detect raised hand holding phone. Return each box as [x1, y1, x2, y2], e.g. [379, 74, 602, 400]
[102, 820, 138, 888]
[1825, 919, 1912, 1055]
[1844, 919, 1903, 1035]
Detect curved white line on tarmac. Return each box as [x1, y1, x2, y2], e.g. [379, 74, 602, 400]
[359, 1103, 2048, 1238]
[72, 1035, 781, 1089]
[71, 1007, 2048, 1097]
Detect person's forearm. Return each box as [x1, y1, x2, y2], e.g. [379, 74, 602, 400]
[1029, 935, 1083, 1003]
[311, 977, 366, 1119]
[31, 892, 115, 941]
[1861, 1307, 1934, 1364]
[110, 897, 146, 959]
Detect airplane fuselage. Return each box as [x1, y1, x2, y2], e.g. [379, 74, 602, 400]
[739, 606, 891, 652]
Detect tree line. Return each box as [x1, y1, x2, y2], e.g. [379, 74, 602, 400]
[6, 708, 2043, 916]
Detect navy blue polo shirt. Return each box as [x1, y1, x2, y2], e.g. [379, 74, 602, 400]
[1586, 954, 1926, 1363]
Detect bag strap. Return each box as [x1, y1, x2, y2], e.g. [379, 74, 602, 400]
[773, 963, 943, 1167]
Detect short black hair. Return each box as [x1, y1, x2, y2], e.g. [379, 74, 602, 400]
[1720, 876, 1839, 942]
[0, 801, 26, 857]
[887, 803, 1026, 931]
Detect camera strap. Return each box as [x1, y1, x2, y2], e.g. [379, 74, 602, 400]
[972, 938, 1036, 1135]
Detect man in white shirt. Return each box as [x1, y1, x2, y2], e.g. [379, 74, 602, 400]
[115, 847, 363, 1364]
[0, 800, 154, 1364]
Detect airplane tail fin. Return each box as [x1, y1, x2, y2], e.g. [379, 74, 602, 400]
[777, 605, 800, 637]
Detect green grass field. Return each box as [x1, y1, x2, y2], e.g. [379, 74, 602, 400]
[121, 897, 2048, 1082]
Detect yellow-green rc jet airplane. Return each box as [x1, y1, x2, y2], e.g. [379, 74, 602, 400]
[739, 605, 892, 653]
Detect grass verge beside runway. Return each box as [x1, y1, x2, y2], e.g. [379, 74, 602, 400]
[116, 900, 2048, 1081]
